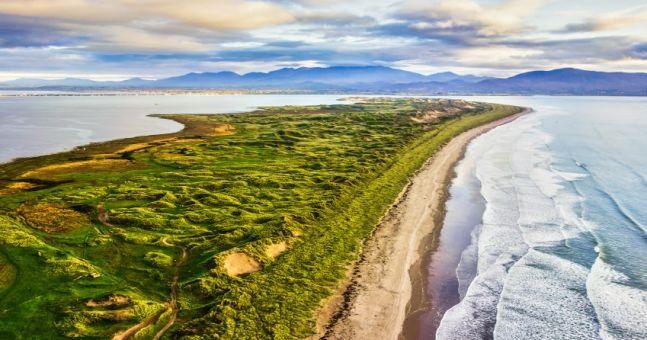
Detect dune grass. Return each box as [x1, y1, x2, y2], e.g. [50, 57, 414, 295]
[0, 98, 521, 339]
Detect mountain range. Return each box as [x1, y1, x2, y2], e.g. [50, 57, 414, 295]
[1, 66, 646, 95]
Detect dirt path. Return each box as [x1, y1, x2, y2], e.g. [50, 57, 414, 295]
[96, 202, 114, 228]
[152, 237, 188, 340]
[112, 309, 167, 340]
[111, 239, 188, 340]
[100, 203, 189, 340]
[322, 110, 528, 340]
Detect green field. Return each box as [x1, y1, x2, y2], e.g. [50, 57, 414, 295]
[0, 98, 521, 339]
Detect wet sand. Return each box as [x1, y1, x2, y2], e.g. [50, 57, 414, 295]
[322, 110, 528, 340]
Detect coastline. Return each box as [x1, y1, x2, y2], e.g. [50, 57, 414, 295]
[321, 109, 529, 340]
[0, 99, 526, 338]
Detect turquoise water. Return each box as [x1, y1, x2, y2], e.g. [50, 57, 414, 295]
[436, 97, 647, 339]
[0, 94, 350, 163]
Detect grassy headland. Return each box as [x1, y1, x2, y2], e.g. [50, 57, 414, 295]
[0, 98, 522, 339]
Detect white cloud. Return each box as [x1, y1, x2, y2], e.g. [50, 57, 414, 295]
[561, 5, 647, 32]
[456, 46, 544, 65]
[399, 0, 548, 36]
[0, 0, 645, 78]
[0, 0, 295, 29]
[86, 26, 211, 52]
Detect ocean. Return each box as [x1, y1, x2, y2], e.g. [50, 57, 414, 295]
[432, 96, 647, 339]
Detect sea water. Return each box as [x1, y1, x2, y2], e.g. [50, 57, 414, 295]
[0, 94, 351, 163]
[435, 96, 647, 339]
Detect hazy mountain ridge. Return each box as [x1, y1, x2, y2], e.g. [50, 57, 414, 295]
[2, 66, 645, 95]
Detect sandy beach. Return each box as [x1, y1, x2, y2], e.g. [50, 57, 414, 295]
[322, 110, 528, 340]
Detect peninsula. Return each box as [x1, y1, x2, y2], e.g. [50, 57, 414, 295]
[0, 98, 522, 338]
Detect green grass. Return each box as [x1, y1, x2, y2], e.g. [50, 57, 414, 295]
[0, 98, 522, 339]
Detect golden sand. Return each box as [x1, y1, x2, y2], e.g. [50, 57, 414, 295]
[223, 252, 261, 277]
[20, 159, 132, 179]
[265, 241, 289, 258]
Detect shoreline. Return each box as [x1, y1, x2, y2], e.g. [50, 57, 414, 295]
[0, 100, 526, 338]
[321, 109, 530, 340]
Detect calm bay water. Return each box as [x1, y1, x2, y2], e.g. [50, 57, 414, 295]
[0, 94, 350, 163]
[428, 96, 647, 339]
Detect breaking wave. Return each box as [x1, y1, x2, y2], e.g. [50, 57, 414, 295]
[436, 100, 647, 340]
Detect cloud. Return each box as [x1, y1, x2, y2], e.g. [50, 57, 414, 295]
[0, 0, 646, 79]
[395, 0, 548, 37]
[0, 14, 80, 47]
[627, 43, 647, 60]
[294, 11, 376, 26]
[0, 46, 91, 74]
[372, 22, 476, 46]
[85, 26, 212, 52]
[455, 45, 543, 66]
[558, 5, 647, 33]
[0, 0, 294, 54]
[0, 1, 132, 24]
[0, 0, 295, 30]
[138, 0, 295, 30]
[265, 40, 308, 48]
[504, 36, 634, 62]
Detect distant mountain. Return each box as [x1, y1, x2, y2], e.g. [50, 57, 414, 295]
[153, 66, 428, 88]
[117, 77, 156, 87]
[156, 71, 243, 88]
[1, 67, 645, 95]
[471, 68, 647, 95]
[0, 66, 464, 90]
[426, 72, 491, 83]
[391, 68, 647, 95]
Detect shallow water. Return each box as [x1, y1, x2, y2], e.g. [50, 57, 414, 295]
[431, 96, 647, 339]
[0, 94, 351, 163]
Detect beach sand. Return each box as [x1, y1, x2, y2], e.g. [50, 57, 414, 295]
[321, 110, 528, 340]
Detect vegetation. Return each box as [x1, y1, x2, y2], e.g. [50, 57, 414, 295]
[0, 98, 522, 339]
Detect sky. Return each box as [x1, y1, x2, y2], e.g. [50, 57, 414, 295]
[0, 0, 645, 81]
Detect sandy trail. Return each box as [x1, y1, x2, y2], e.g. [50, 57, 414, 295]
[96, 202, 114, 228]
[323, 110, 528, 340]
[153, 237, 188, 340]
[101, 208, 188, 340]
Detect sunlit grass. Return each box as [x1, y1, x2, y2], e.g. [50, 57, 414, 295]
[0, 98, 521, 338]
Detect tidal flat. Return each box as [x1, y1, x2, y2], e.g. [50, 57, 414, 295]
[0, 98, 521, 339]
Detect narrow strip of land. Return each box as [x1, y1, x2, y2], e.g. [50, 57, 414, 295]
[323, 110, 528, 339]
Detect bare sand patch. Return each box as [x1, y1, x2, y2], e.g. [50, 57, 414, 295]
[85, 309, 135, 321]
[173, 138, 205, 143]
[85, 294, 132, 309]
[7, 181, 35, 190]
[265, 241, 288, 258]
[224, 252, 261, 277]
[212, 124, 234, 136]
[115, 142, 153, 154]
[411, 110, 442, 123]
[0, 181, 37, 196]
[114, 138, 177, 154]
[20, 159, 133, 179]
